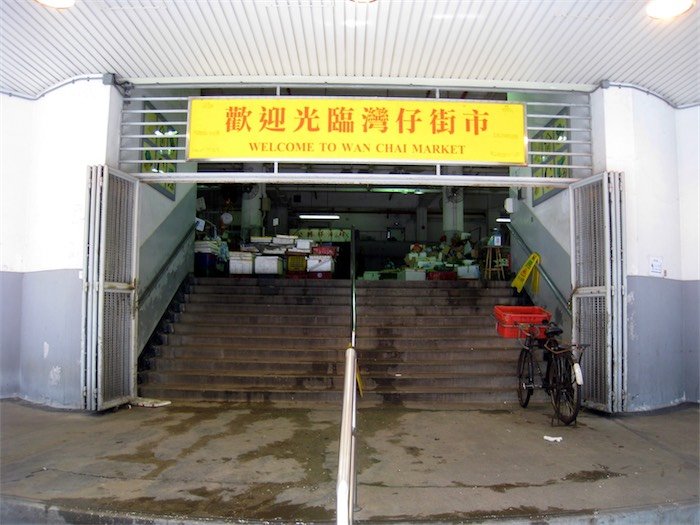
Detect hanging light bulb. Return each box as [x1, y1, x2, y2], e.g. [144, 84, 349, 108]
[646, 0, 695, 19]
[34, 0, 76, 8]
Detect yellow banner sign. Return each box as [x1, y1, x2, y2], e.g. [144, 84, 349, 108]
[187, 97, 526, 165]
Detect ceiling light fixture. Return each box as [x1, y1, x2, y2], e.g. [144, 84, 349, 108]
[646, 0, 695, 19]
[299, 214, 340, 220]
[34, 0, 76, 8]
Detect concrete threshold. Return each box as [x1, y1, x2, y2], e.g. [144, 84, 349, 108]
[1, 398, 698, 524]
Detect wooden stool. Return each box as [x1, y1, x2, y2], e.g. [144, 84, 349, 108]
[484, 246, 505, 280]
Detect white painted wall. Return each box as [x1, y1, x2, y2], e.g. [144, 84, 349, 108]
[676, 107, 700, 281]
[0, 81, 116, 272]
[601, 87, 686, 280]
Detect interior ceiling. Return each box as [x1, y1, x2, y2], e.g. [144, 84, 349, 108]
[1, 0, 697, 107]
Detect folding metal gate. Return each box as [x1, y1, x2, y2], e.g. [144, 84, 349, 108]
[569, 172, 625, 413]
[82, 166, 139, 411]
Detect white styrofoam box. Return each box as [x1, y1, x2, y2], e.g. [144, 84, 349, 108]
[398, 269, 426, 281]
[229, 251, 254, 260]
[295, 239, 314, 250]
[458, 265, 480, 279]
[307, 256, 335, 273]
[230, 259, 254, 274]
[255, 256, 283, 274]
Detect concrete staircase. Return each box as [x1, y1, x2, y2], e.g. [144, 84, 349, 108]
[138, 276, 522, 404]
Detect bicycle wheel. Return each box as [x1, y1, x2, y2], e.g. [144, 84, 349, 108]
[548, 355, 581, 425]
[516, 348, 534, 408]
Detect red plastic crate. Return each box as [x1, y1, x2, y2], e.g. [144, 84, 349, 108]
[427, 271, 458, 280]
[493, 305, 551, 339]
[312, 246, 338, 257]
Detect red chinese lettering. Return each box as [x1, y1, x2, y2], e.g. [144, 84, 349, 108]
[226, 106, 252, 132]
[396, 108, 422, 134]
[430, 109, 456, 134]
[259, 107, 286, 131]
[293, 107, 320, 132]
[328, 107, 354, 133]
[362, 107, 389, 133]
[464, 109, 489, 135]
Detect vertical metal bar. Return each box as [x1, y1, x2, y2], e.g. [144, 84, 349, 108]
[96, 166, 110, 410]
[616, 172, 628, 411]
[81, 168, 91, 409]
[85, 167, 100, 410]
[129, 179, 141, 399]
[602, 173, 614, 411]
[609, 171, 625, 412]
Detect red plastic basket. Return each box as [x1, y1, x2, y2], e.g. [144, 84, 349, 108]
[312, 246, 338, 257]
[493, 305, 552, 339]
[427, 271, 457, 280]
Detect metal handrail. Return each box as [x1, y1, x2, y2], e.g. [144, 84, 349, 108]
[138, 225, 195, 305]
[508, 224, 571, 317]
[337, 346, 358, 525]
[337, 227, 358, 524]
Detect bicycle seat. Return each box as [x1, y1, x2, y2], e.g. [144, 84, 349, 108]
[545, 323, 563, 338]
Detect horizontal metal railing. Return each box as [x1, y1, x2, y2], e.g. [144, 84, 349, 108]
[119, 88, 592, 178]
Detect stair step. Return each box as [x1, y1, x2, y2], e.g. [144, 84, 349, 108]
[187, 294, 351, 305]
[171, 323, 350, 337]
[190, 284, 350, 296]
[169, 323, 497, 338]
[155, 345, 346, 361]
[183, 303, 351, 315]
[140, 370, 514, 390]
[355, 296, 519, 307]
[194, 276, 351, 287]
[144, 357, 515, 375]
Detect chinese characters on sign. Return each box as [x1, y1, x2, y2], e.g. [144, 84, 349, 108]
[188, 98, 526, 165]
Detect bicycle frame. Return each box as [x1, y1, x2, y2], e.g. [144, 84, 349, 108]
[516, 322, 586, 425]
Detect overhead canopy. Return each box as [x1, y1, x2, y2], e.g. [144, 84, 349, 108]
[0, 0, 697, 107]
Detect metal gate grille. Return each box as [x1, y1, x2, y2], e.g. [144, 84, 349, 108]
[575, 295, 608, 407]
[572, 181, 606, 288]
[104, 175, 135, 284]
[102, 291, 133, 401]
[570, 172, 625, 413]
[83, 166, 138, 411]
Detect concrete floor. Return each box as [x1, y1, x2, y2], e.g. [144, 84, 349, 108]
[0, 398, 698, 524]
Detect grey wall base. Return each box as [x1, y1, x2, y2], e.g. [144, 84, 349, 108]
[1, 272, 23, 397]
[0, 269, 83, 408]
[625, 276, 699, 411]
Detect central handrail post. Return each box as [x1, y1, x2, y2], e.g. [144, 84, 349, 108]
[337, 346, 357, 525]
[350, 226, 357, 348]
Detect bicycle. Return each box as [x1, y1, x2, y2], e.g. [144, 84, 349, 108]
[516, 321, 587, 425]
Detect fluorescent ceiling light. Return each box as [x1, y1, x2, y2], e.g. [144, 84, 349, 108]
[496, 217, 511, 223]
[646, 0, 695, 19]
[299, 214, 340, 220]
[34, 0, 76, 8]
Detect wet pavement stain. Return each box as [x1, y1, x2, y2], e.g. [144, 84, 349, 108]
[101, 440, 178, 480]
[562, 468, 624, 483]
[368, 505, 573, 523]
